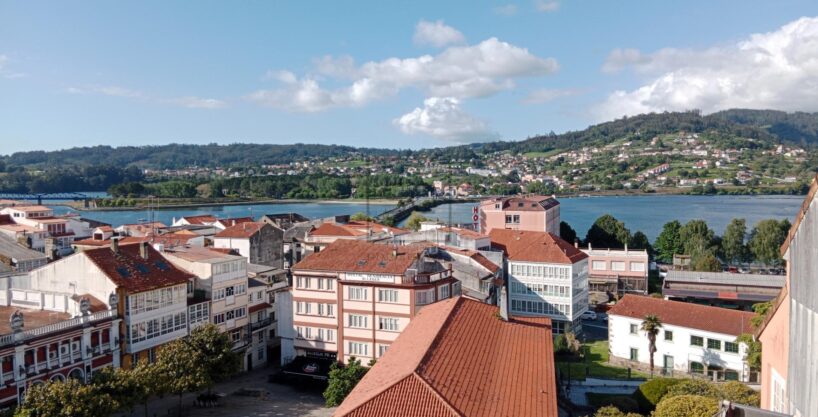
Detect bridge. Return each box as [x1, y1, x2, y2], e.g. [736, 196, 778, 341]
[0, 192, 91, 206]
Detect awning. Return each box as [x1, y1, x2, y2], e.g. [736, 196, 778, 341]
[282, 356, 335, 380]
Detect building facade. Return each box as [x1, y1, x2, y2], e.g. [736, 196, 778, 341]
[290, 240, 459, 365]
[582, 245, 649, 299]
[608, 295, 756, 382]
[490, 229, 589, 334]
[213, 222, 284, 268]
[479, 195, 560, 235]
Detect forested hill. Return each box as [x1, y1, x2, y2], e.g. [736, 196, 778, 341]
[2, 109, 817, 169]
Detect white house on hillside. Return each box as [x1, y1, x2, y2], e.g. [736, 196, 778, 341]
[608, 295, 756, 382]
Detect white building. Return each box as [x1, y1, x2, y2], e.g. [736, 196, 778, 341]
[489, 229, 589, 334]
[608, 294, 756, 382]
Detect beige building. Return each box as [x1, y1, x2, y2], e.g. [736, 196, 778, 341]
[290, 240, 459, 365]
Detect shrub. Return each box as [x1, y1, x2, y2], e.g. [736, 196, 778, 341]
[554, 334, 570, 354]
[653, 395, 719, 417]
[593, 406, 643, 417]
[587, 394, 639, 413]
[664, 379, 721, 399]
[720, 381, 760, 407]
[632, 378, 683, 412]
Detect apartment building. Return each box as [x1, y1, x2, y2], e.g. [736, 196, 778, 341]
[490, 229, 589, 334]
[26, 241, 192, 368]
[479, 195, 560, 235]
[581, 245, 649, 298]
[0, 206, 74, 257]
[758, 175, 818, 416]
[0, 234, 47, 272]
[608, 295, 756, 382]
[213, 222, 284, 268]
[300, 216, 408, 256]
[289, 240, 459, 366]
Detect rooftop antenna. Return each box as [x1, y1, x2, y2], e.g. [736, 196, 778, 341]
[447, 172, 454, 244]
[365, 177, 371, 241]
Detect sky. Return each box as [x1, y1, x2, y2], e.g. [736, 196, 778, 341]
[1, 1, 817, 154]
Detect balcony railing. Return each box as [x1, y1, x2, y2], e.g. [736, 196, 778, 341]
[249, 317, 273, 332]
[0, 310, 117, 348]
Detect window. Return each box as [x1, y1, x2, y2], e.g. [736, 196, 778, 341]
[724, 369, 739, 381]
[690, 336, 704, 347]
[664, 330, 673, 341]
[707, 339, 722, 350]
[378, 317, 399, 331]
[438, 285, 450, 300]
[326, 329, 335, 342]
[630, 262, 645, 272]
[630, 324, 638, 335]
[611, 261, 625, 272]
[452, 281, 462, 296]
[690, 361, 705, 374]
[725, 341, 739, 354]
[257, 347, 264, 361]
[415, 289, 435, 305]
[348, 314, 368, 329]
[348, 342, 368, 356]
[512, 215, 520, 223]
[378, 289, 399, 303]
[629, 348, 638, 361]
[378, 344, 389, 357]
[591, 260, 606, 270]
[348, 287, 367, 301]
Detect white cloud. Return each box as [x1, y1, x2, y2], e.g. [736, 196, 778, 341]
[596, 16, 818, 121]
[494, 4, 518, 16]
[523, 88, 584, 104]
[165, 96, 227, 109]
[66, 85, 144, 98]
[248, 37, 558, 111]
[413, 20, 466, 48]
[394, 97, 498, 143]
[263, 70, 298, 83]
[534, 0, 559, 12]
[0, 55, 26, 79]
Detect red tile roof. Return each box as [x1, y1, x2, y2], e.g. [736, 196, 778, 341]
[215, 217, 255, 228]
[214, 222, 266, 238]
[0, 215, 14, 225]
[293, 240, 427, 275]
[180, 215, 217, 225]
[335, 297, 557, 417]
[482, 195, 560, 211]
[438, 226, 488, 239]
[608, 294, 755, 336]
[73, 236, 148, 247]
[309, 221, 407, 237]
[490, 229, 587, 264]
[83, 244, 194, 293]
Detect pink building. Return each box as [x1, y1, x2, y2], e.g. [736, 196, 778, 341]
[581, 245, 649, 299]
[289, 240, 459, 366]
[479, 195, 560, 235]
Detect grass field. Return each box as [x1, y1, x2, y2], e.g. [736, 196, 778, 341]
[556, 340, 649, 381]
[523, 149, 563, 159]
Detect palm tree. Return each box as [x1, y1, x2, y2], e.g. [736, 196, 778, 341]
[641, 314, 663, 374]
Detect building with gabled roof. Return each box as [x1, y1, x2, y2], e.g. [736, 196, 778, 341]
[608, 294, 755, 382]
[26, 241, 193, 368]
[479, 195, 560, 235]
[213, 222, 283, 268]
[334, 296, 558, 417]
[301, 216, 408, 256]
[490, 229, 589, 334]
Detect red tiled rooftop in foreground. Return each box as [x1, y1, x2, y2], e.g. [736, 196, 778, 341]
[490, 229, 587, 264]
[335, 297, 557, 417]
[608, 294, 755, 336]
[83, 244, 194, 293]
[292, 240, 429, 275]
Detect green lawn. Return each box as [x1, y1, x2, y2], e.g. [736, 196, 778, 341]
[523, 149, 562, 159]
[556, 340, 648, 381]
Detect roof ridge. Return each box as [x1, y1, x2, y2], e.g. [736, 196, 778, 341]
[410, 372, 466, 417]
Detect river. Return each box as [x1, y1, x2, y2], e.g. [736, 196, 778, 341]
[47, 195, 804, 241]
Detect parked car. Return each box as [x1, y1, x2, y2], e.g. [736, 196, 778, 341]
[580, 311, 598, 320]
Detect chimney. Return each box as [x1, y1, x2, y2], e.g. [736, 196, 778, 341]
[574, 240, 579, 249]
[625, 243, 628, 253]
[111, 238, 119, 254]
[140, 241, 149, 260]
[232, 219, 236, 226]
[499, 286, 509, 321]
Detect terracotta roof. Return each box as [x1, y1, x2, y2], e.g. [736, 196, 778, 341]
[781, 173, 818, 256]
[4, 205, 52, 213]
[0, 306, 71, 335]
[73, 236, 147, 247]
[83, 244, 194, 293]
[335, 297, 557, 417]
[70, 294, 108, 313]
[490, 229, 587, 264]
[293, 240, 426, 275]
[214, 217, 255, 227]
[148, 232, 201, 247]
[310, 221, 408, 238]
[482, 195, 560, 212]
[608, 294, 755, 336]
[96, 226, 114, 232]
[438, 227, 488, 239]
[214, 222, 266, 239]
[180, 215, 218, 225]
[0, 215, 12, 225]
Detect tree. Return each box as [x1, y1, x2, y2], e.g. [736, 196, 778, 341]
[350, 212, 374, 221]
[324, 357, 371, 407]
[594, 406, 643, 417]
[641, 315, 663, 373]
[736, 334, 762, 370]
[629, 231, 652, 254]
[747, 219, 790, 265]
[719, 381, 760, 407]
[92, 366, 143, 415]
[184, 324, 242, 394]
[664, 379, 722, 399]
[154, 337, 210, 416]
[679, 220, 714, 256]
[131, 360, 163, 417]
[749, 301, 773, 329]
[691, 253, 722, 272]
[653, 395, 719, 417]
[559, 221, 578, 245]
[585, 214, 631, 249]
[722, 218, 749, 264]
[15, 378, 117, 417]
[654, 221, 683, 263]
[405, 212, 431, 231]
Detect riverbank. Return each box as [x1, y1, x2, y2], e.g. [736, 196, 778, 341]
[60, 198, 402, 211]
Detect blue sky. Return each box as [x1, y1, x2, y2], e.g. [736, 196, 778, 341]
[1, 1, 817, 154]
